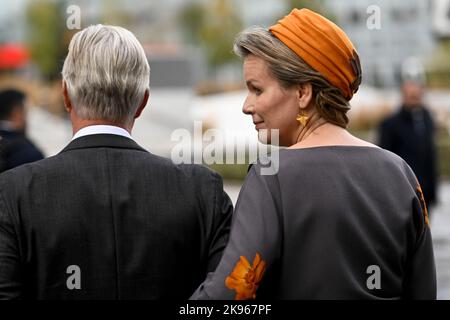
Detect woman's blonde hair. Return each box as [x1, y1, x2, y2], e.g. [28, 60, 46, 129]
[233, 27, 350, 128]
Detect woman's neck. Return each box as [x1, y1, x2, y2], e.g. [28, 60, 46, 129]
[293, 112, 328, 144]
[289, 119, 377, 149]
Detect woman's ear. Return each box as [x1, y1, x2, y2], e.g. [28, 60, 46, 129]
[297, 83, 313, 109]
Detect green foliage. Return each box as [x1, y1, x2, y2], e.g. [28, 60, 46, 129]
[100, 0, 132, 27]
[438, 144, 450, 179]
[286, 0, 328, 15]
[426, 39, 450, 88]
[179, 0, 243, 68]
[285, 0, 336, 22]
[179, 2, 206, 44]
[437, 127, 450, 179]
[26, 0, 69, 80]
[208, 163, 249, 182]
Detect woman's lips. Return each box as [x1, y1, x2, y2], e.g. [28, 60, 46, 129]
[254, 121, 264, 130]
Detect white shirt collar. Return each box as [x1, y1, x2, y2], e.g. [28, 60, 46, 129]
[72, 125, 133, 141]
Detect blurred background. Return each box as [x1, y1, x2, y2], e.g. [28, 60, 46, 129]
[1, 0, 450, 299]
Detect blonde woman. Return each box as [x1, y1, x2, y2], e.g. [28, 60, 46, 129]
[191, 9, 436, 300]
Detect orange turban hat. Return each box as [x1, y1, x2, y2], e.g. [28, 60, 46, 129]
[269, 9, 362, 101]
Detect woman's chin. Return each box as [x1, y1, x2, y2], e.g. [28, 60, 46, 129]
[257, 129, 281, 146]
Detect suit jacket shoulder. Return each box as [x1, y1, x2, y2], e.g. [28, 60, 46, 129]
[0, 134, 233, 299]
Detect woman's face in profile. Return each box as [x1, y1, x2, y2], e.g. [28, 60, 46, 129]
[242, 54, 300, 146]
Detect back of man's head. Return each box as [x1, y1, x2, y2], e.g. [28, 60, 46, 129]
[0, 89, 26, 121]
[62, 25, 150, 125]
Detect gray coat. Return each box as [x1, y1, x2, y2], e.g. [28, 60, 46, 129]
[192, 146, 436, 300]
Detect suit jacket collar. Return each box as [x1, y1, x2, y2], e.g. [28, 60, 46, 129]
[60, 134, 148, 154]
[0, 128, 25, 139]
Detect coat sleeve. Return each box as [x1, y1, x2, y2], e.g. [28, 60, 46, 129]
[205, 171, 234, 273]
[191, 165, 282, 300]
[402, 167, 436, 299]
[0, 179, 23, 299]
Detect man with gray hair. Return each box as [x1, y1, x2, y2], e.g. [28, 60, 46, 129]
[0, 25, 233, 299]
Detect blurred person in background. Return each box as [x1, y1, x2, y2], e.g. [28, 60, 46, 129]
[378, 81, 438, 211]
[191, 8, 436, 300]
[0, 25, 232, 299]
[0, 89, 44, 173]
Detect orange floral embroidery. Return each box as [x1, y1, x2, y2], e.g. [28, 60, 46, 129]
[416, 183, 430, 226]
[225, 253, 266, 300]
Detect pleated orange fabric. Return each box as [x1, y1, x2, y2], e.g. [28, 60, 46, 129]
[269, 8, 362, 100]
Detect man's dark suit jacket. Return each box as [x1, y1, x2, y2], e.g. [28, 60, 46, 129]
[0, 129, 44, 173]
[0, 134, 233, 299]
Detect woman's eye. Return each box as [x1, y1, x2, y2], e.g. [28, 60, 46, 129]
[246, 83, 263, 96]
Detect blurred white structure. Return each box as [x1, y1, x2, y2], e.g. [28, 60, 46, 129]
[328, 0, 436, 87]
[27, 49, 199, 158]
[401, 56, 427, 85]
[191, 90, 258, 155]
[28, 88, 197, 158]
[433, 0, 450, 37]
[0, 0, 28, 42]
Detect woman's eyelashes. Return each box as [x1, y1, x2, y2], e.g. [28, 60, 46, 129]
[248, 83, 263, 96]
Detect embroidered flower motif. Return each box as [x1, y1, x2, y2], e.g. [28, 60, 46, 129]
[416, 183, 430, 226]
[225, 253, 266, 300]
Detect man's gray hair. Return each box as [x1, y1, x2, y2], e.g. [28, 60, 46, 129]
[62, 25, 150, 124]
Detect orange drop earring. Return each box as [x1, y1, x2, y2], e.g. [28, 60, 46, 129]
[296, 110, 309, 127]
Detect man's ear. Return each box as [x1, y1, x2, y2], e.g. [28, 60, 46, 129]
[134, 89, 149, 119]
[62, 81, 73, 114]
[297, 83, 313, 110]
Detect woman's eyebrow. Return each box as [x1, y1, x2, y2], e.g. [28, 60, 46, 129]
[246, 79, 260, 86]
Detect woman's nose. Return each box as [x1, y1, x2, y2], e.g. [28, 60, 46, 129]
[242, 97, 254, 115]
